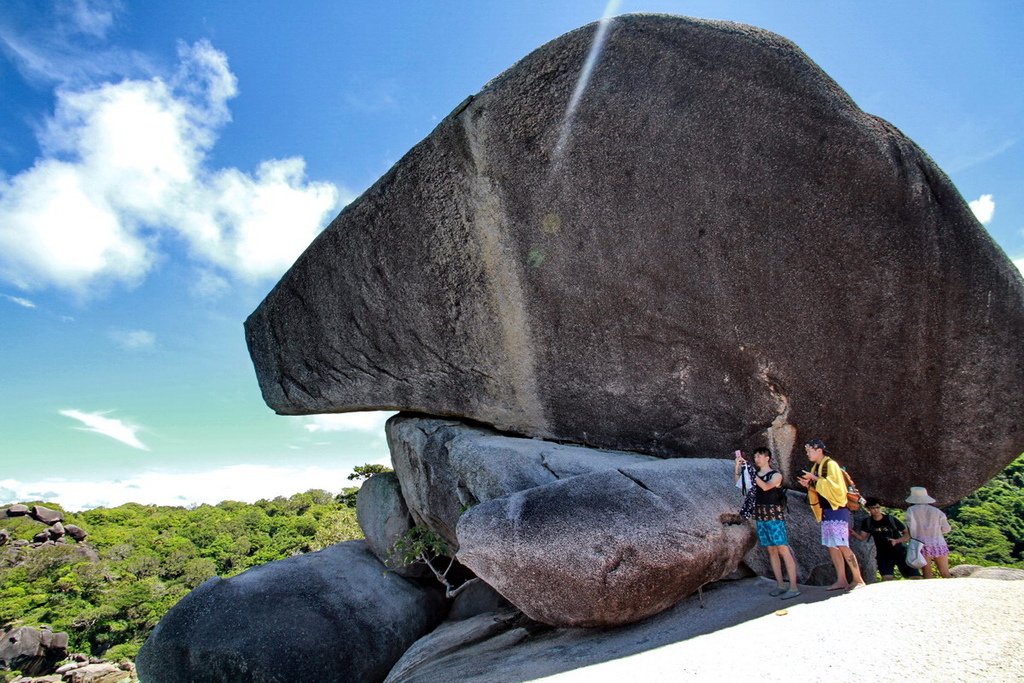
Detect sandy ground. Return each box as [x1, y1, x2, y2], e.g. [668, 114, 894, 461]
[534, 577, 1024, 682]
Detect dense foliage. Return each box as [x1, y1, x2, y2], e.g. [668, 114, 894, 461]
[0, 490, 362, 661]
[944, 453, 1024, 568]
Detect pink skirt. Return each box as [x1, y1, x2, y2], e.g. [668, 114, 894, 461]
[922, 537, 949, 558]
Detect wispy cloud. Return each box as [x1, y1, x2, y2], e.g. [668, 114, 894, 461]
[947, 139, 1017, 174]
[1014, 258, 1024, 277]
[62, 0, 117, 39]
[2, 293, 36, 308]
[109, 328, 155, 349]
[59, 408, 149, 450]
[189, 268, 230, 299]
[969, 194, 995, 224]
[302, 412, 397, 434]
[0, 1, 149, 89]
[0, 27, 350, 298]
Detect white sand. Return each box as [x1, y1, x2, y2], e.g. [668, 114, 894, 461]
[537, 578, 1024, 682]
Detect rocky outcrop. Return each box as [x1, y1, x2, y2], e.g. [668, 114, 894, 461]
[0, 627, 69, 677]
[64, 525, 87, 543]
[245, 13, 1024, 506]
[387, 415, 656, 550]
[31, 506, 63, 525]
[456, 459, 756, 627]
[356, 472, 424, 577]
[950, 564, 1024, 580]
[136, 540, 447, 683]
[4, 504, 29, 516]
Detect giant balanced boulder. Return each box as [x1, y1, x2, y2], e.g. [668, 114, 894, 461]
[245, 14, 1024, 505]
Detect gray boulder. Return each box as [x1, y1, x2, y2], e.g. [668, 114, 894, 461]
[446, 579, 511, 621]
[63, 662, 129, 683]
[741, 490, 876, 585]
[4, 503, 29, 516]
[0, 529, 9, 545]
[64, 524, 88, 542]
[456, 459, 756, 627]
[388, 415, 656, 550]
[136, 540, 446, 683]
[245, 14, 1024, 506]
[950, 564, 1024, 580]
[31, 506, 63, 524]
[0, 626, 69, 676]
[355, 472, 424, 577]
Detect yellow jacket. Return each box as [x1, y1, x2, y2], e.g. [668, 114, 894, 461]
[808, 457, 848, 521]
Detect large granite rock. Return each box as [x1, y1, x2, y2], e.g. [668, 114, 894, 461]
[356, 472, 424, 577]
[136, 540, 446, 683]
[31, 505, 63, 524]
[456, 459, 756, 627]
[245, 14, 1024, 506]
[0, 626, 69, 676]
[387, 415, 656, 550]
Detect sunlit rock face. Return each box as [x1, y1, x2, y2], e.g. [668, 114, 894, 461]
[246, 14, 1024, 505]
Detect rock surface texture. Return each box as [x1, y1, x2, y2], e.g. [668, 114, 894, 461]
[387, 415, 656, 550]
[136, 541, 446, 683]
[356, 472, 424, 577]
[456, 459, 756, 627]
[246, 14, 1024, 506]
[0, 627, 69, 676]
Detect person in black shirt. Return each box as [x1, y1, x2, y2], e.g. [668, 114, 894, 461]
[851, 497, 922, 580]
[735, 447, 800, 599]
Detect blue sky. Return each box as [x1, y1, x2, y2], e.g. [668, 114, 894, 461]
[1, 1, 1021, 509]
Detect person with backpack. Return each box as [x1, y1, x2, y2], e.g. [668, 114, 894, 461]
[734, 447, 801, 599]
[796, 438, 866, 590]
[851, 497, 921, 580]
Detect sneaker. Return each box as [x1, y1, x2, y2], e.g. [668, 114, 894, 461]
[768, 587, 786, 597]
[780, 589, 802, 600]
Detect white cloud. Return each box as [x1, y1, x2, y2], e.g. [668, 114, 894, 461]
[59, 408, 149, 450]
[2, 293, 36, 308]
[109, 328, 156, 349]
[303, 412, 397, 434]
[969, 194, 995, 224]
[0, 39, 348, 297]
[1014, 258, 1024, 277]
[0, 462, 382, 511]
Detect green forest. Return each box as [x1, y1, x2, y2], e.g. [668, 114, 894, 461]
[1, 455, 1021, 667]
[0, 488, 362, 663]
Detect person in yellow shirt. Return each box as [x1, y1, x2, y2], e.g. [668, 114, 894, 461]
[796, 438, 866, 590]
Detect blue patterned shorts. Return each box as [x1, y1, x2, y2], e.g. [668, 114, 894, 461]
[756, 519, 789, 547]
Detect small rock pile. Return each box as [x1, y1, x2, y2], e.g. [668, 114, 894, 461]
[0, 625, 135, 683]
[1, 505, 88, 548]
